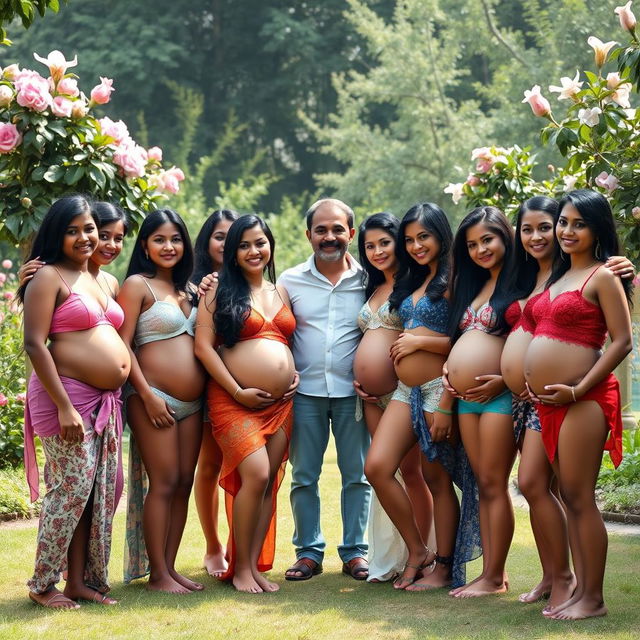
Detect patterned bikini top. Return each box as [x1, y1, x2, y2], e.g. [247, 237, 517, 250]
[459, 301, 497, 334]
[398, 294, 449, 333]
[358, 298, 403, 332]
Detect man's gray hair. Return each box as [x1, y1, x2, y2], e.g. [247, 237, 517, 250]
[305, 198, 354, 230]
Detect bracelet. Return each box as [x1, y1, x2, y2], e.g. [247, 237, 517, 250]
[571, 386, 576, 402]
[233, 386, 242, 400]
[435, 407, 453, 415]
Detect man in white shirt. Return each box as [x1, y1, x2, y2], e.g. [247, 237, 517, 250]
[278, 198, 371, 581]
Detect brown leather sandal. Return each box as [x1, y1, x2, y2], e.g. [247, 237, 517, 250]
[284, 557, 323, 581]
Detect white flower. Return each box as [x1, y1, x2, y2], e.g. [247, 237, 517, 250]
[578, 107, 602, 127]
[563, 175, 578, 192]
[549, 70, 583, 100]
[444, 182, 464, 205]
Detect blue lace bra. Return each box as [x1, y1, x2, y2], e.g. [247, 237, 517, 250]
[398, 294, 449, 334]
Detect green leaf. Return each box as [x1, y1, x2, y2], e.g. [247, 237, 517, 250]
[47, 120, 68, 137]
[64, 165, 85, 185]
[43, 165, 65, 182]
[88, 165, 106, 190]
[30, 165, 47, 181]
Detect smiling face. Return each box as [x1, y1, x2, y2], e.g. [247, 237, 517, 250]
[62, 211, 98, 265]
[363, 228, 396, 273]
[404, 220, 441, 267]
[465, 221, 506, 270]
[91, 220, 126, 267]
[556, 202, 596, 256]
[144, 221, 184, 269]
[306, 204, 354, 263]
[236, 224, 272, 275]
[520, 209, 555, 262]
[208, 218, 233, 271]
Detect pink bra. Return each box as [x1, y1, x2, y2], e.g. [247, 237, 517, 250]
[49, 269, 124, 334]
[459, 301, 496, 333]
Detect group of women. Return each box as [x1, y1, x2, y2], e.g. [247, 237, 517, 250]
[20, 188, 633, 619]
[356, 191, 633, 621]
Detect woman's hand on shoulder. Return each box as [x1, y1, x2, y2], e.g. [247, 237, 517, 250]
[236, 387, 275, 409]
[198, 272, 219, 298]
[605, 256, 636, 279]
[58, 406, 86, 443]
[18, 258, 45, 286]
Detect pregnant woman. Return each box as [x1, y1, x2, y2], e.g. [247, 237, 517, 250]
[21, 195, 130, 609]
[195, 214, 297, 594]
[119, 209, 205, 594]
[446, 206, 516, 598]
[353, 212, 432, 582]
[525, 189, 632, 620]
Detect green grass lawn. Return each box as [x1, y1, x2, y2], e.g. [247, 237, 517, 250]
[0, 437, 639, 640]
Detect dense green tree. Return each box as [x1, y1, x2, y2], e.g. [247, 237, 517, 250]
[0, 0, 66, 43]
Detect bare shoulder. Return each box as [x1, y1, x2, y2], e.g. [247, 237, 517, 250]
[27, 264, 62, 293]
[120, 274, 148, 296]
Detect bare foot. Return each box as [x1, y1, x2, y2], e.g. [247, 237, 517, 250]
[63, 584, 118, 605]
[546, 573, 577, 610]
[29, 588, 80, 610]
[147, 575, 192, 594]
[232, 569, 263, 594]
[405, 565, 451, 592]
[169, 569, 204, 592]
[449, 573, 482, 596]
[253, 571, 280, 593]
[452, 577, 508, 598]
[203, 551, 228, 577]
[518, 579, 551, 603]
[549, 598, 607, 621]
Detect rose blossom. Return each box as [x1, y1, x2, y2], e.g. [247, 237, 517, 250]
[147, 146, 163, 162]
[51, 96, 73, 118]
[606, 73, 633, 108]
[3, 291, 14, 300]
[578, 107, 602, 127]
[113, 141, 147, 178]
[0, 393, 7, 407]
[595, 171, 619, 192]
[0, 85, 13, 107]
[522, 85, 551, 117]
[549, 70, 583, 101]
[15, 392, 26, 404]
[444, 182, 464, 205]
[2, 259, 12, 269]
[158, 166, 186, 194]
[90, 77, 114, 105]
[14, 69, 52, 112]
[71, 100, 88, 119]
[99, 117, 131, 145]
[0, 123, 22, 154]
[632, 206, 640, 220]
[466, 174, 481, 187]
[33, 50, 78, 83]
[2, 64, 19, 80]
[56, 77, 79, 97]
[588, 36, 617, 68]
[615, 2, 637, 34]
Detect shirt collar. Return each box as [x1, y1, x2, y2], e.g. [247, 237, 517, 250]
[305, 252, 362, 280]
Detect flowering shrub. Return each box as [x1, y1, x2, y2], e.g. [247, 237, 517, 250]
[445, 3, 640, 262]
[0, 50, 185, 247]
[0, 259, 26, 468]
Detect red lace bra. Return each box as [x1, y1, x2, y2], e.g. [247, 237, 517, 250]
[238, 304, 296, 345]
[531, 266, 607, 350]
[506, 292, 543, 334]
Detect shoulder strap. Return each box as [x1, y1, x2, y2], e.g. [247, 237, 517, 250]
[580, 264, 603, 293]
[137, 275, 158, 301]
[52, 267, 72, 293]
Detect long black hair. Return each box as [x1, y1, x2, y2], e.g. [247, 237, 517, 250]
[214, 215, 276, 347]
[125, 208, 193, 292]
[357, 212, 400, 299]
[448, 206, 515, 342]
[389, 202, 452, 312]
[94, 201, 130, 234]
[550, 189, 633, 303]
[17, 194, 96, 303]
[509, 196, 558, 299]
[190, 209, 238, 305]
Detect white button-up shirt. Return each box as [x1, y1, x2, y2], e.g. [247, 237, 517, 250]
[278, 254, 365, 397]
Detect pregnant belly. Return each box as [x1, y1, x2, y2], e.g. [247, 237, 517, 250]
[447, 331, 504, 395]
[395, 350, 446, 387]
[500, 330, 532, 395]
[222, 339, 295, 399]
[524, 337, 599, 396]
[50, 326, 130, 389]
[353, 328, 398, 395]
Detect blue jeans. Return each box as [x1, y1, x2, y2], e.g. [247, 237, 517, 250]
[289, 393, 371, 564]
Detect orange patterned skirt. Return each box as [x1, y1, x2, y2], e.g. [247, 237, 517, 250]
[207, 378, 293, 580]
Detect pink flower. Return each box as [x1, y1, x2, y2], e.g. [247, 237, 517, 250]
[71, 100, 88, 119]
[606, 73, 632, 108]
[15, 392, 26, 404]
[56, 77, 79, 97]
[466, 174, 481, 187]
[632, 206, 640, 220]
[522, 85, 551, 117]
[14, 69, 52, 112]
[147, 146, 163, 162]
[588, 36, 617, 68]
[2, 64, 19, 80]
[595, 171, 619, 192]
[0, 393, 7, 407]
[2, 259, 12, 269]
[113, 141, 147, 178]
[549, 70, 583, 101]
[51, 96, 73, 118]
[615, 2, 637, 34]
[0, 123, 22, 154]
[99, 117, 131, 145]
[3, 291, 14, 300]
[159, 166, 186, 194]
[0, 85, 13, 107]
[33, 50, 78, 83]
[0, 273, 5, 285]
[578, 107, 602, 127]
[90, 77, 114, 105]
